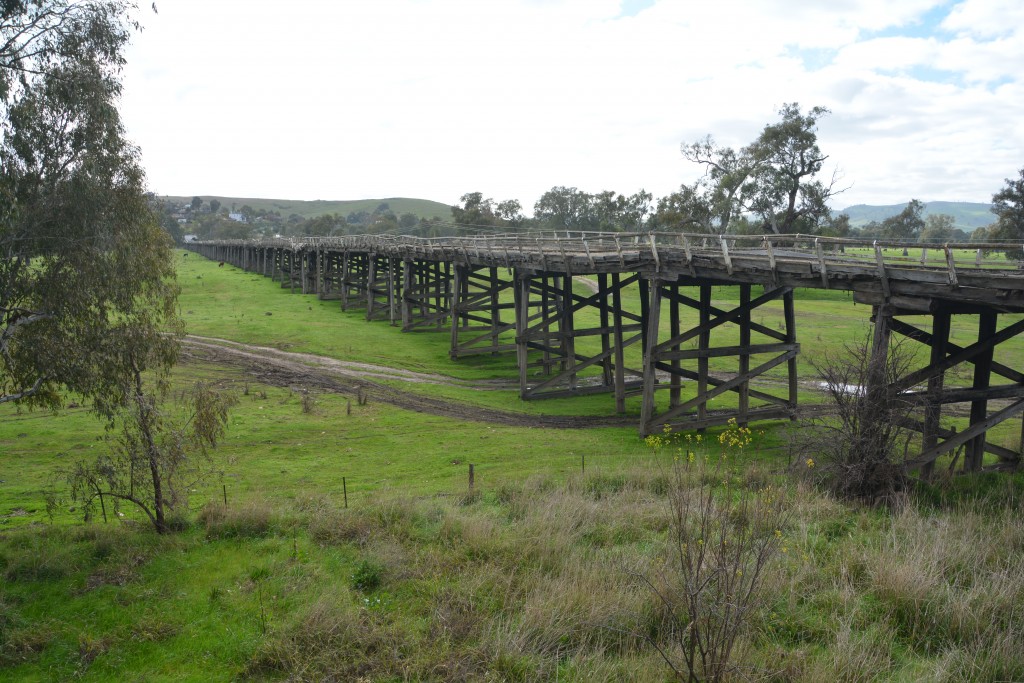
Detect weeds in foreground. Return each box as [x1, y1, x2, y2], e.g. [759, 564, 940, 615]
[642, 421, 789, 682]
[5, 454, 1024, 681]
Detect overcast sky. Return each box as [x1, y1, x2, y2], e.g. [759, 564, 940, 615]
[121, 0, 1023, 213]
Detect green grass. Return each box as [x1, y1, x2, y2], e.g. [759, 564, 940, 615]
[4, 249, 1024, 680]
[0, 361, 652, 529]
[3, 404, 1024, 681]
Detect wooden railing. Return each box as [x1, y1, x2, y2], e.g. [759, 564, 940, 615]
[193, 231, 1024, 281]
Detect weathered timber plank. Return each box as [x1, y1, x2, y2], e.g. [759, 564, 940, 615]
[904, 399, 1024, 468]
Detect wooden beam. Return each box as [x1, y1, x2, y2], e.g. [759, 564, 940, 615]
[905, 399, 1024, 468]
[966, 311, 997, 471]
[639, 277, 662, 429]
[646, 405, 797, 434]
[739, 284, 751, 424]
[698, 284, 711, 425]
[915, 308, 946, 483]
[893, 317, 1024, 392]
[783, 289, 798, 413]
[651, 363, 795, 407]
[653, 350, 798, 424]
[612, 272, 627, 413]
[656, 342, 796, 362]
[888, 316, 1024, 384]
[656, 286, 790, 351]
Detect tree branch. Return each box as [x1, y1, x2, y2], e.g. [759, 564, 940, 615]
[0, 374, 48, 404]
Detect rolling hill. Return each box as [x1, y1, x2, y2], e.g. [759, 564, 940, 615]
[164, 195, 996, 232]
[161, 195, 453, 221]
[839, 201, 994, 230]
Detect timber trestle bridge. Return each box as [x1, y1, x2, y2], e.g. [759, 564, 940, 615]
[188, 232, 1024, 475]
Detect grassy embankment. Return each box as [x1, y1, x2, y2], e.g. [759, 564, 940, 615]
[1, 251, 1023, 681]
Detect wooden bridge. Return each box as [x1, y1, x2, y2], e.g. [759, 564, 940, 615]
[187, 232, 1024, 474]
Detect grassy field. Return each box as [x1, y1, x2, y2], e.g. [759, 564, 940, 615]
[2, 251, 1024, 681]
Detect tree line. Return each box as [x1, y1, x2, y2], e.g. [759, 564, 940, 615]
[156, 104, 1024, 247]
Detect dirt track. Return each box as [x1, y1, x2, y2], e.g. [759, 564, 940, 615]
[181, 336, 637, 429]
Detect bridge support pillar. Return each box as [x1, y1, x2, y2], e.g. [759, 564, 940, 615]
[318, 248, 344, 301]
[867, 303, 1024, 475]
[401, 259, 451, 332]
[639, 281, 799, 436]
[514, 271, 643, 408]
[366, 254, 399, 323]
[449, 265, 515, 358]
[340, 251, 369, 312]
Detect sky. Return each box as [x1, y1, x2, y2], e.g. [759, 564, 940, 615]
[121, 0, 1023, 213]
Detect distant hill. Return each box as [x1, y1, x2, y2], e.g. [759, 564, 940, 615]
[839, 201, 994, 231]
[161, 195, 452, 221]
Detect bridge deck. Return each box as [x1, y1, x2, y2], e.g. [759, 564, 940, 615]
[202, 232, 1024, 312]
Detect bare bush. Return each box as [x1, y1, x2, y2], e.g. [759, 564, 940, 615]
[640, 424, 789, 682]
[801, 335, 917, 502]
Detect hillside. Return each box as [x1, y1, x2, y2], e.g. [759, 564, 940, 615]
[839, 201, 994, 230]
[161, 195, 453, 221]
[168, 196, 999, 232]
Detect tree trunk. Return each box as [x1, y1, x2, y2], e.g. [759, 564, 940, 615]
[133, 368, 167, 533]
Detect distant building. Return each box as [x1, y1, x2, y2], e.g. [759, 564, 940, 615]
[228, 212, 247, 223]
[183, 234, 198, 243]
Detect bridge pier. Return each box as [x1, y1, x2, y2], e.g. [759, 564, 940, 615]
[449, 266, 516, 358]
[366, 254, 398, 323]
[514, 271, 642, 409]
[863, 300, 1024, 475]
[339, 251, 369, 312]
[300, 248, 312, 294]
[401, 259, 451, 332]
[318, 247, 344, 300]
[639, 281, 800, 436]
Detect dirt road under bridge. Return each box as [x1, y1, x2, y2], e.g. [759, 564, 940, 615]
[182, 335, 639, 429]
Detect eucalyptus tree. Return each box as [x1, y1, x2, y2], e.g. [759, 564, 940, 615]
[533, 186, 651, 232]
[880, 199, 925, 241]
[658, 104, 841, 234]
[1, 0, 180, 416]
[990, 167, 1024, 259]
[451, 192, 524, 232]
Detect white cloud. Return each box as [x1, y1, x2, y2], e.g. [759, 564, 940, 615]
[121, 0, 1023, 212]
[942, 0, 1024, 38]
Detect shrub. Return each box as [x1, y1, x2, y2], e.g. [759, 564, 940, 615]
[800, 335, 916, 503]
[307, 507, 376, 546]
[350, 558, 384, 591]
[246, 593, 403, 680]
[199, 502, 273, 539]
[640, 423, 789, 682]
